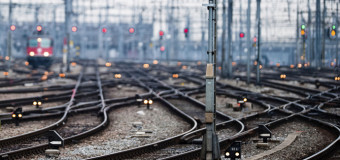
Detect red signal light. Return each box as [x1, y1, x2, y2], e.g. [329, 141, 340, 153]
[160, 46, 165, 52]
[239, 32, 245, 38]
[10, 25, 16, 31]
[184, 28, 189, 33]
[102, 27, 107, 33]
[36, 25, 42, 31]
[129, 27, 135, 33]
[159, 30, 164, 36]
[72, 26, 77, 32]
[253, 37, 257, 42]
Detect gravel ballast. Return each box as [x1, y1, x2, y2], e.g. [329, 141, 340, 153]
[30, 102, 191, 159]
[240, 119, 336, 159]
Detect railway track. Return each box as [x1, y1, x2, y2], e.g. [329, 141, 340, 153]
[0, 61, 339, 159]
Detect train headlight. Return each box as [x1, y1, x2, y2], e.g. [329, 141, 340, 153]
[148, 100, 153, 105]
[29, 51, 35, 56]
[18, 114, 22, 118]
[43, 52, 49, 57]
[235, 152, 240, 157]
[12, 114, 16, 118]
[38, 101, 42, 106]
[33, 101, 37, 105]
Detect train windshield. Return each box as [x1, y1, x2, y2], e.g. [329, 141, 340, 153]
[28, 38, 51, 48]
[29, 39, 38, 47]
[41, 39, 51, 47]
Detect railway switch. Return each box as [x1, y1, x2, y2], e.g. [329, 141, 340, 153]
[224, 141, 242, 160]
[257, 124, 272, 148]
[11, 107, 22, 126]
[315, 80, 320, 89]
[45, 130, 64, 157]
[135, 94, 143, 107]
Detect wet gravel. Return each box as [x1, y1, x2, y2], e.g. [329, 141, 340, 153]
[56, 112, 102, 138]
[0, 118, 60, 140]
[103, 85, 147, 99]
[218, 78, 303, 98]
[269, 79, 329, 91]
[163, 78, 199, 88]
[21, 101, 67, 112]
[0, 90, 68, 101]
[137, 144, 201, 160]
[167, 99, 227, 127]
[30, 102, 190, 159]
[192, 93, 265, 119]
[240, 120, 337, 159]
[324, 107, 340, 115]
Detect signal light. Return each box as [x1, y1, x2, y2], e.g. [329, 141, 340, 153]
[102, 27, 107, 33]
[143, 64, 150, 69]
[72, 26, 77, 32]
[129, 27, 135, 33]
[253, 37, 257, 42]
[36, 25, 42, 31]
[301, 24, 306, 30]
[300, 30, 305, 36]
[331, 30, 336, 37]
[10, 25, 16, 31]
[159, 30, 164, 36]
[239, 32, 245, 38]
[160, 46, 165, 52]
[172, 74, 179, 78]
[184, 28, 189, 33]
[105, 62, 111, 67]
[114, 74, 122, 79]
[184, 28, 189, 38]
[332, 25, 336, 30]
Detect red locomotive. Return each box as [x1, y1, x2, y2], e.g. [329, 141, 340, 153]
[26, 26, 53, 68]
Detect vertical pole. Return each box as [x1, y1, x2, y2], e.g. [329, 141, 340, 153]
[315, 0, 321, 68]
[7, 0, 13, 70]
[256, 0, 261, 84]
[227, 0, 233, 78]
[239, 0, 242, 64]
[221, 0, 227, 78]
[201, 0, 220, 159]
[296, 3, 299, 66]
[65, 0, 72, 72]
[321, 0, 326, 67]
[307, 0, 312, 66]
[246, 0, 251, 84]
[337, 2, 339, 67]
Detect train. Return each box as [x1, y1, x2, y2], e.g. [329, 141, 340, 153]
[26, 27, 53, 68]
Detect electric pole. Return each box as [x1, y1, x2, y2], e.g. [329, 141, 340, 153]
[7, 0, 13, 70]
[315, 0, 321, 68]
[65, 0, 72, 72]
[201, 0, 220, 159]
[337, 2, 339, 67]
[256, 0, 261, 84]
[227, 0, 233, 78]
[221, 0, 227, 78]
[246, 0, 251, 84]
